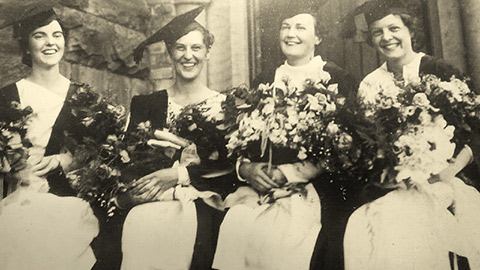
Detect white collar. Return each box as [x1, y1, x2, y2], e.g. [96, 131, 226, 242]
[378, 52, 425, 84]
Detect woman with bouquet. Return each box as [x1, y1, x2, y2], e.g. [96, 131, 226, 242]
[117, 5, 238, 270]
[0, 5, 99, 270]
[213, 6, 362, 270]
[342, 0, 480, 269]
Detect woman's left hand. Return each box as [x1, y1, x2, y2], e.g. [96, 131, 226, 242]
[31, 154, 61, 176]
[129, 167, 179, 199]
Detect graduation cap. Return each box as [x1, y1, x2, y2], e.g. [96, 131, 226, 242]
[341, 0, 408, 39]
[0, 0, 61, 31]
[133, 4, 206, 64]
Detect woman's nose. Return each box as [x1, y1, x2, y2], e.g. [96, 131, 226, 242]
[382, 30, 393, 41]
[184, 48, 193, 59]
[45, 35, 55, 46]
[286, 27, 296, 37]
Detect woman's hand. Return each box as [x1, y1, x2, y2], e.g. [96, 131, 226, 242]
[129, 167, 179, 201]
[428, 146, 473, 185]
[238, 162, 286, 193]
[31, 155, 61, 176]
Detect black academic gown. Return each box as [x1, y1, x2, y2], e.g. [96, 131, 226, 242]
[118, 90, 239, 270]
[251, 60, 361, 270]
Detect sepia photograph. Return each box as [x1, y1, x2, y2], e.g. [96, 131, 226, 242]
[0, 0, 479, 269]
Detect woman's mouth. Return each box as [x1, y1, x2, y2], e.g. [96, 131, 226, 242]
[42, 49, 58, 55]
[181, 62, 196, 69]
[381, 43, 400, 51]
[284, 40, 301, 46]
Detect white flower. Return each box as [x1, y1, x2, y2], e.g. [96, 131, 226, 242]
[412, 93, 430, 107]
[418, 110, 432, 125]
[326, 122, 340, 135]
[438, 81, 465, 102]
[325, 101, 337, 112]
[297, 147, 308, 160]
[262, 99, 275, 115]
[307, 94, 322, 111]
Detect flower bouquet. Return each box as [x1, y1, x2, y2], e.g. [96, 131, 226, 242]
[362, 74, 480, 186]
[0, 101, 32, 175]
[225, 77, 376, 199]
[62, 83, 129, 215]
[170, 94, 231, 163]
[63, 84, 176, 216]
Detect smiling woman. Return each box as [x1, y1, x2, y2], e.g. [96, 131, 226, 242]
[343, 0, 480, 269]
[117, 5, 239, 270]
[0, 6, 99, 270]
[26, 20, 65, 69]
[213, 6, 360, 270]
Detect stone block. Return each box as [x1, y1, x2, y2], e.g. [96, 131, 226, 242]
[150, 67, 173, 80]
[0, 27, 29, 87]
[55, 6, 149, 77]
[153, 79, 174, 91]
[61, 0, 151, 32]
[70, 64, 152, 108]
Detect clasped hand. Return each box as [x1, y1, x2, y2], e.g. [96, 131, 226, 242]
[120, 130, 197, 207]
[238, 162, 287, 194]
[28, 148, 72, 177]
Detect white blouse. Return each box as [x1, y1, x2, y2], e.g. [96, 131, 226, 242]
[17, 78, 70, 149]
[273, 55, 330, 91]
[15, 77, 70, 191]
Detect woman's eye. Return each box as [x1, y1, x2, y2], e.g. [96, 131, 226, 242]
[389, 26, 401, 32]
[297, 26, 306, 30]
[33, 34, 44, 39]
[53, 33, 64, 38]
[371, 30, 382, 37]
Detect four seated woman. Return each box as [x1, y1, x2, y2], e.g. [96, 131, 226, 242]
[1, 1, 479, 270]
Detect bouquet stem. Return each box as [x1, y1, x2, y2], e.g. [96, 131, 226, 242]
[267, 143, 272, 175]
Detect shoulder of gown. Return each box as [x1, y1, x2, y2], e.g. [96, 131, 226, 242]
[324, 61, 359, 99]
[0, 83, 20, 106]
[250, 67, 277, 89]
[419, 54, 468, 82]
[127, 90, 169, 132]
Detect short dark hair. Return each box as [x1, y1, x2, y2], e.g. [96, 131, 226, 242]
[165, 21, 214, 56]
[366, 12, 424, 51]
[14, 15, 68, 67]
[280, 10, 328, 41]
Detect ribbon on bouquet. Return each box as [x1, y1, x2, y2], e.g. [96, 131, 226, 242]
[259, 182, 308, 204]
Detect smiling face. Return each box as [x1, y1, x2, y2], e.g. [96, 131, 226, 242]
[27, 20, 65, 69]
[170, 30, 209, 81]
[369, 14, 414, 63]
[279, 13, 321, 66]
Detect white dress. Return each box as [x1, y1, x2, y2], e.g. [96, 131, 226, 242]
[0, 78, 99, 270]
[344, 53, 480, 270]
[121, 90, 226, 270]
[212, 56, 331, 270]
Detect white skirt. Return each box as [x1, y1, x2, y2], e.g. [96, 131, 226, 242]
[213, 183, 321, 270]
[121, 185, 223, 270]
[0, 189, 99, 270]
[344, 178, 480, 270]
